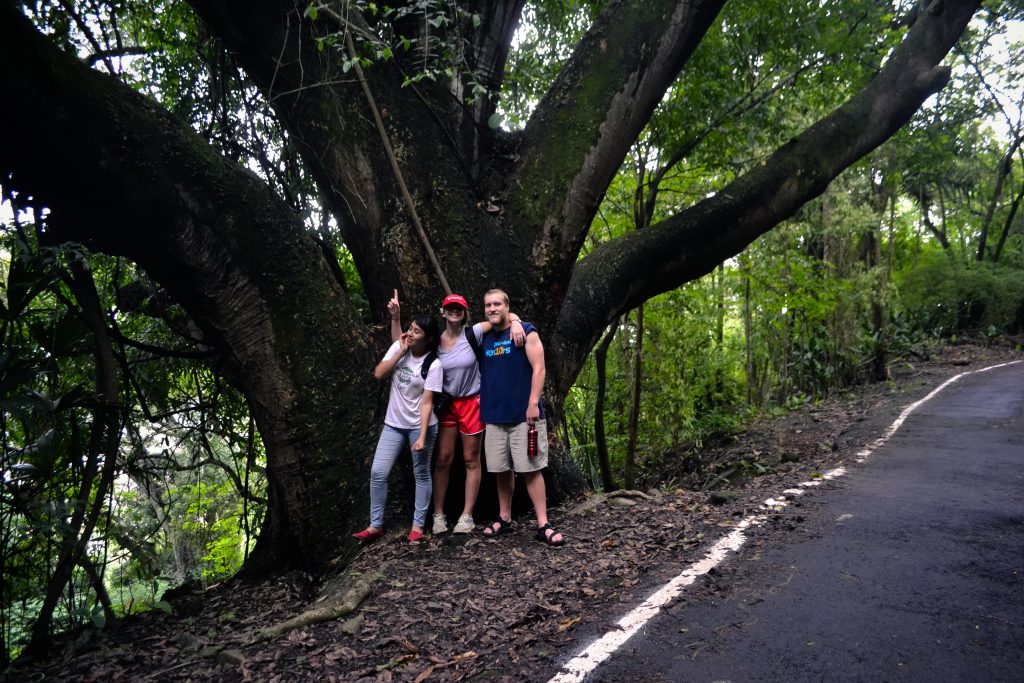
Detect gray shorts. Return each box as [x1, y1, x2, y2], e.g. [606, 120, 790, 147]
[484, 420, 548, 473]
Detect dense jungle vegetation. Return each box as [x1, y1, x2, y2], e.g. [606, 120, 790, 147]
[2, 0, 1024, 666]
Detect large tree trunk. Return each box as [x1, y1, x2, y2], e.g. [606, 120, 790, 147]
[0, 0, 983, 574]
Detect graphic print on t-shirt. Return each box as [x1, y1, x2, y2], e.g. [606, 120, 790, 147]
[485, 338, 513, 357]
[393, 364, 413, 389]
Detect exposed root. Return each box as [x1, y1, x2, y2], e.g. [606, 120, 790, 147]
[608, 489, 655, 501]
[570, 489, 656, 515]
[253, 569, 384, 642]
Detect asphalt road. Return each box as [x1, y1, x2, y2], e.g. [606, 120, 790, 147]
[577, 362, 1024, 682]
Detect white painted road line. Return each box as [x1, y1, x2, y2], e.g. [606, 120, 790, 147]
[547, 518, 763, 683]
[547, 360, 1022, 683]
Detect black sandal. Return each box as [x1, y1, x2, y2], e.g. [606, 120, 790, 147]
[482, 517, 513, 538]
[535, 523, 565, 546]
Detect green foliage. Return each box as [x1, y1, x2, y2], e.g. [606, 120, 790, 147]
[897, 249, 1024, 334]
[1, 232, 104, 661]
[176, 479, 249, 581]
[1, 218, 265, 663]
[563, 0, 927, 487]
[306, 0, 494, 103]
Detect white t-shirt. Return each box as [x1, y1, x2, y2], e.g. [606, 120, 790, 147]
[382, 342, 443, 430]
[437, 323, 485, 397]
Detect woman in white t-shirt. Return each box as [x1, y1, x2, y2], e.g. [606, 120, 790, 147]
[352, 312, 442, 544]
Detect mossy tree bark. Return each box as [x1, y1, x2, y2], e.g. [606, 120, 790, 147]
[0, 0, 982, 575]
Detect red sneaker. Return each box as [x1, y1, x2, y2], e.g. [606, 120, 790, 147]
[352, 528, 385, 541]
[407, 529, 424, 543]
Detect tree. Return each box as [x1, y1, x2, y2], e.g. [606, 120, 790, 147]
[0, 0, 983, 585]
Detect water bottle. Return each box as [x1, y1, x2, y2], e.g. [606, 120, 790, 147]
[527, 424, 538, 458]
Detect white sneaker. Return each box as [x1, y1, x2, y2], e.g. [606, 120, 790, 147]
[453, 514, 475, 534]
[432, 513, 448, 534]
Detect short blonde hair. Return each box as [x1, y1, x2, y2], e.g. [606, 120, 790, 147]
[483, 288, 509, 305]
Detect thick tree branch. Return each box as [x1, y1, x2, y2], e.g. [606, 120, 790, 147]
[506, 0, 726, 302]
[548, 0, 983, 395]
[458, 0, 525, 166]
[463, 0, 524, 92]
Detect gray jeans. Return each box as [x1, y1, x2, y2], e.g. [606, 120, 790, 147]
[369, 424, 437, 528]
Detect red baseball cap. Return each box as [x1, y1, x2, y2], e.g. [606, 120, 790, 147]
[441, 294, 469, 310]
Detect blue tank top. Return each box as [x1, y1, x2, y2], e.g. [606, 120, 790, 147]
[478, 323, 546, 424]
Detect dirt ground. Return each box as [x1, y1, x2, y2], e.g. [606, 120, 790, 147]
[6, 341, 1021, 682]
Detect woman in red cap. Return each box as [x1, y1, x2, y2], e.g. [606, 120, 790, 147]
[390, 290, 522, 534]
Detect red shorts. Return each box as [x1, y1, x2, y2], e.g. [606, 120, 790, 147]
[439, 394, 485, 435]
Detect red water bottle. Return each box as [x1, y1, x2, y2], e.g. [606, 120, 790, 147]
[527, 424, 538, 458]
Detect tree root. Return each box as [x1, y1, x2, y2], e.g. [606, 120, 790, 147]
[253, 569, 383, 642]
[570, 489, 656, 515]
[701, 467, 739, 492]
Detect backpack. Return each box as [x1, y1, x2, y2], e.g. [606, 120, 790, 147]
[419, 350, 451, 416]
[465, 325, 483, 361]
[419, 350, 439, 380]
[423, 326, 482, 377]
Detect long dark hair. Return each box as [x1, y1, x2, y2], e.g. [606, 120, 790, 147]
[412, 313, 440, 353]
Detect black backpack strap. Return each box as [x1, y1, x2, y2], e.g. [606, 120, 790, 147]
[420, 350, 438, 380]
[465, 326, 483, 362]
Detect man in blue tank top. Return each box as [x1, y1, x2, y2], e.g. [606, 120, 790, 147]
[475, 289, 565, 546]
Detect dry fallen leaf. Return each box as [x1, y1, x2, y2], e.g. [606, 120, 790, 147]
[557, 616, 582, 633]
